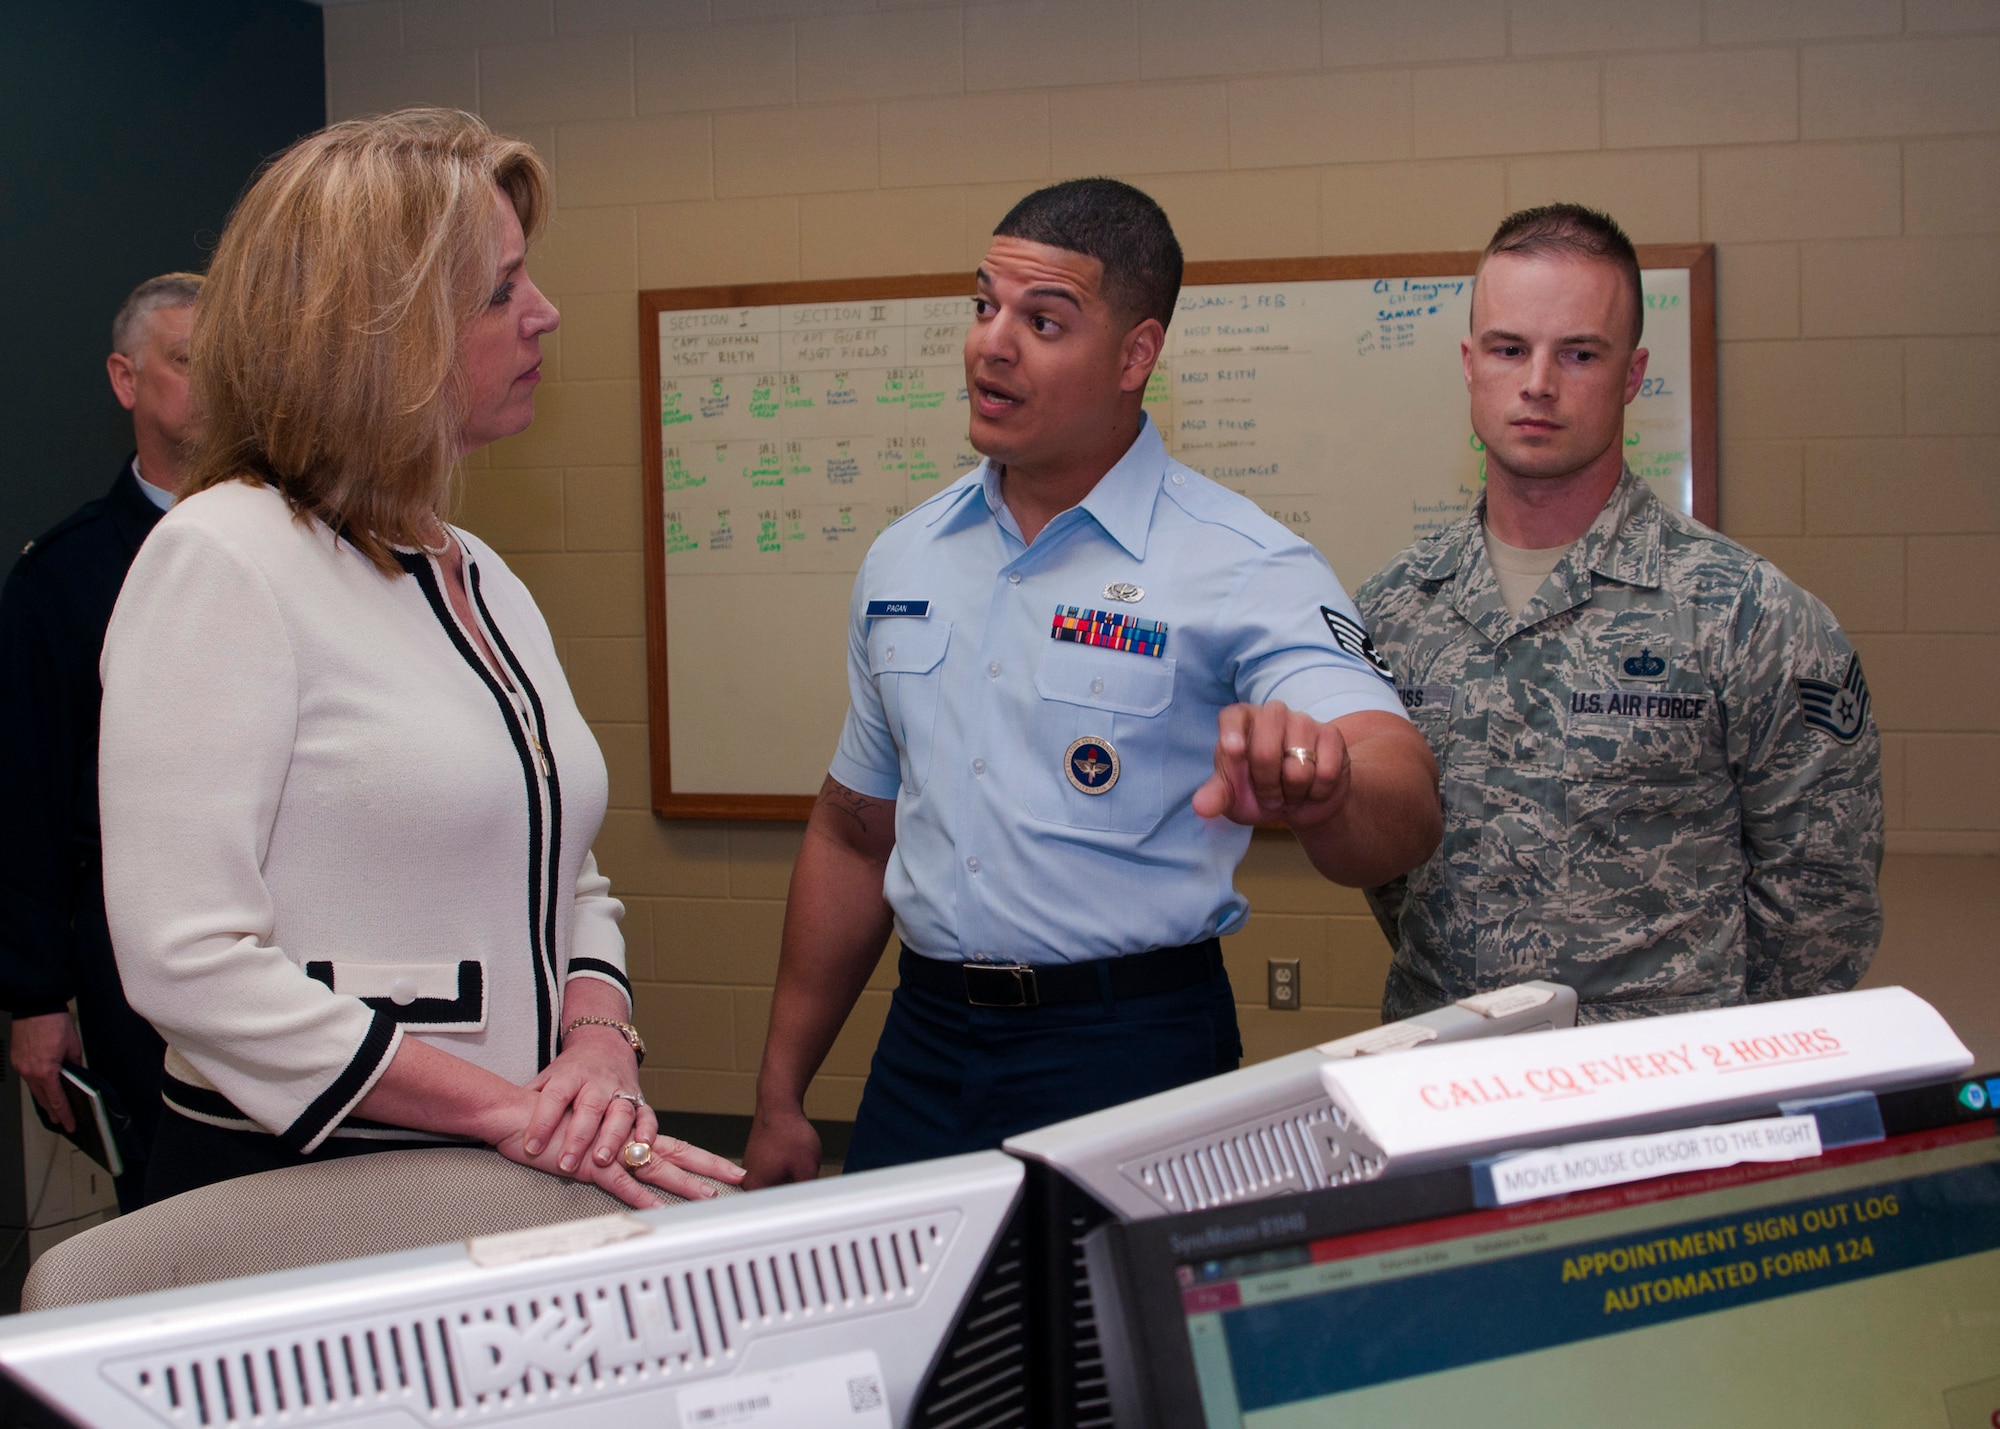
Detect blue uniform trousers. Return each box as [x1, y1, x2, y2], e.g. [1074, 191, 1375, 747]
[843, 955, 1242, 1173]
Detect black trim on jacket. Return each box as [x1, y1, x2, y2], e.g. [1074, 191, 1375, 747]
[164, 1069, 464, 1142]
[280, 1009, 400, 1152]
[469, 562, 568, 1064]
[305, 959, 487, 1028]
[566, 956, 632, 1002]
[399, 549, 560, 1068]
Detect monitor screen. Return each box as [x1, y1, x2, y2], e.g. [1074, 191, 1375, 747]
[1173, 1120, 2000, 1427]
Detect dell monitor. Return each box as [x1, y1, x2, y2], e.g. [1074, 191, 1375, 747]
[0, 1150, 1028, 1429]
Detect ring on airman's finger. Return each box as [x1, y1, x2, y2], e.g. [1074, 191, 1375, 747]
[621, 1139, 655, 1170]
[1284, 746, 1317, 767]
[612, 1091, 646, 1110]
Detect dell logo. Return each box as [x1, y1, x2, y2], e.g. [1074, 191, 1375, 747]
[453, 1293, 696, 1396]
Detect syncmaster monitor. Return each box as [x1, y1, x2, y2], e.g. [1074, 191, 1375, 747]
[1000, 980, 1577, 1427]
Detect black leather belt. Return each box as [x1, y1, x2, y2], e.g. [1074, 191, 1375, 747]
[897, 940, 1223, 1008]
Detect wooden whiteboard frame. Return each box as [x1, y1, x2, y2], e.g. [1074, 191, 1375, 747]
[640, 245, 1716, 822]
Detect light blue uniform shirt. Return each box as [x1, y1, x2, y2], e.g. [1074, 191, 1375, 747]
[830, 416, 1407, 965]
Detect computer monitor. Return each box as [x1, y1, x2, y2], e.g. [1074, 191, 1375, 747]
[1008, 981, 1580, 1223]
[1084, 1075, 2000, 1429]
[1000, 981, 1576, 1429]
[0, 1150, 1026, 1429]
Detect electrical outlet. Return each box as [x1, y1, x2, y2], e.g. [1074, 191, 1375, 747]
[1267, 958, 1301, 1010]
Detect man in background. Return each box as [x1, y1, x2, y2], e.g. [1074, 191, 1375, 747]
[0, 272, 201, 1208]
[744, 180, 1439, 1185]
[1359, 206, 1880, 1023]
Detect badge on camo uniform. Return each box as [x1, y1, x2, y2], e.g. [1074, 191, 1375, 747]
[1621, 647, 1669, 681]
[1065, 737, 1120, 795]
[1796, 654, 1871, 744]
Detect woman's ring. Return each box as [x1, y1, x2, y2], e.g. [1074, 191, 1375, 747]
[612, 1091, 646, 1110]
[1285, 746, 1317, 767]
[621, 1139, 655, 1170]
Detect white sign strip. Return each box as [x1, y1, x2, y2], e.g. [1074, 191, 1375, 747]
[465, 1212, 650, 1267]
[677, 1349, 892, 1429]
[1457, 983, 1558, 1019]
[1317, 1021, 1438, 1058]
[1320, 986, 1972, 1172]
[1478, 1115, 1823, 1207]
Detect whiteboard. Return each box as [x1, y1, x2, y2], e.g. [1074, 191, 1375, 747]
[640, 248, 1716, 819]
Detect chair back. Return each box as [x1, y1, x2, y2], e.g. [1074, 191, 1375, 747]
[22, 1147, 735, 1310]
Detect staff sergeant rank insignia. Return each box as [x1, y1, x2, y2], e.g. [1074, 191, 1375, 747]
[1795, 654, 1871, 745]
[1320, 606, 1394, 682]
[1065, 737, 1120, 795]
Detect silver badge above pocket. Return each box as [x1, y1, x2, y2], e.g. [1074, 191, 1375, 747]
[1102, 581, 1144, 603]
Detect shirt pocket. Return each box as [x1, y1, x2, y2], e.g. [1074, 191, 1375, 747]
[868, 619, 952, 794]
[1564, 711, 1705, 788]
[1563, 709, 1710, 862]
[305, 959, 487, 1031]
[1561, 711, 1712, 934]
[1025, 642, 1177, 835]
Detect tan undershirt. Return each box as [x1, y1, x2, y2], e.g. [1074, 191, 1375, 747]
[1484, 527, 1576, 618]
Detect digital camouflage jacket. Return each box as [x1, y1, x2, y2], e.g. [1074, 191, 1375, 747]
[1357, 467, 1883, 1024]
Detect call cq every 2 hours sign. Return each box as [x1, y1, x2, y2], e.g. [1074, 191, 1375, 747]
[1319, 987, 1972, 1173]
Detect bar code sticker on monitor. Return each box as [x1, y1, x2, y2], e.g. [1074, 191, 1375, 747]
[677, 1350, 891, 1428]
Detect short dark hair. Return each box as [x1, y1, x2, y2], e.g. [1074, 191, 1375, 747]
[992, 178, 1184, 330]
[1478, 203, 1643, 345]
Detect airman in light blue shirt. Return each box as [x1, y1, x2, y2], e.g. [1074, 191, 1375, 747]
[831, 414, 1409, 963]
[746, 178, 1442, 1186]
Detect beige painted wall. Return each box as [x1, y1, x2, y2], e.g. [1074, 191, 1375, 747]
[322, 0, 2000, 1114]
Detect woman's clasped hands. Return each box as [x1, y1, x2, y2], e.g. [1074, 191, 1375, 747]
[495, 1024, 746, 1208]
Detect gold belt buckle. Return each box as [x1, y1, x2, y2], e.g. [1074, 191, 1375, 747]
[962, 962, 1039, 1008]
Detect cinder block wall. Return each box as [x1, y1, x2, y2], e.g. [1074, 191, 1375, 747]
[321, 0, 2000, 1117]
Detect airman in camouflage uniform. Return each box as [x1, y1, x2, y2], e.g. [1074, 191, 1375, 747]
[1358, 465, 1883, 1023]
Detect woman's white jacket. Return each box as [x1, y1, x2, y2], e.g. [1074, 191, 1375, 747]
[100, 480, 628, 1153]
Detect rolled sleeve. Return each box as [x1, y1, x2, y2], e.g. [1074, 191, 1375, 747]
[1226, 540, 1408, 724]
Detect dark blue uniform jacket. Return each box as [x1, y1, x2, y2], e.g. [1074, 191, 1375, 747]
[0, 461, 168, 1163]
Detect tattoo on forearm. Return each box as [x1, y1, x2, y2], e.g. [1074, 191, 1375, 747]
[817, 778, 876, 835]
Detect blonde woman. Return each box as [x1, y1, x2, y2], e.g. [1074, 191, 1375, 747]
[99, 109, 741, 1206]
